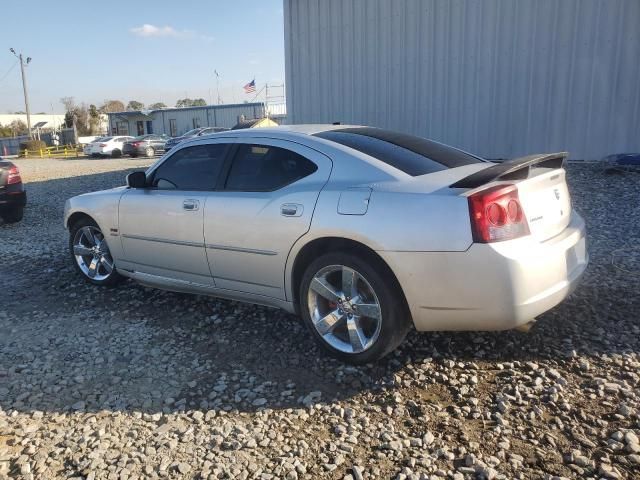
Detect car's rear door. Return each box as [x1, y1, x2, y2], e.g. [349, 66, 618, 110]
[203, 138, 332, 299]
[118, 143, 230, 286]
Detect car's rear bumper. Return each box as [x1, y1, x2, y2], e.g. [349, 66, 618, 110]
[379, 211, 588, 331]
[0, 186, 27, 209]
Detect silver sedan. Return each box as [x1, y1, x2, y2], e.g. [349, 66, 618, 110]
[64, 125, 588, 363]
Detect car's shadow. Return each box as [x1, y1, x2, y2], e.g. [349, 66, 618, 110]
[0, 164, 638, 416]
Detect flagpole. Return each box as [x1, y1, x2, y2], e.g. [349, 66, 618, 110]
[249, 83, 265, 103]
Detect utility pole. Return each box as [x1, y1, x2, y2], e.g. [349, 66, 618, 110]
[9, 48, 32, 139]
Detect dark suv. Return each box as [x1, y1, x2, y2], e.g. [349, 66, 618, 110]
[123, 135, 170, 158]
[0, 160, 26, 223]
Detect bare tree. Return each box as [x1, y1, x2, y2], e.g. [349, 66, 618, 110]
[100, 100, 125, 113]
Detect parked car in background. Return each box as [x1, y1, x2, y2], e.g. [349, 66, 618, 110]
[64, 125, 588, 364]
[87, 136, 134, 158]
[123, 135, 170, 158]
[164, 127, 229, 152]
[0, 159, 26, 223]
[83, 137, 108, 156]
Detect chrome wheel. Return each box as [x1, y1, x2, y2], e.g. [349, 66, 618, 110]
[307, 265, 382, 354]
[72, 226, 114, 281]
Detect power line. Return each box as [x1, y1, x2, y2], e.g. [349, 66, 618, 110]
[0, 60, 18, 85]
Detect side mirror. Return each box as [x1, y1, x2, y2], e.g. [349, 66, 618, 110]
[126, 171, 147, 188]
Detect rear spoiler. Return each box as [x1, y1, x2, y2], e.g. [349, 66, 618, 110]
[450, 152, 568, 189]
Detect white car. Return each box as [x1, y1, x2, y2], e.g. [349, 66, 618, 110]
[87, 136, 134, 158]
[64, 125, 588, 363]
[83, 137, 108, 156]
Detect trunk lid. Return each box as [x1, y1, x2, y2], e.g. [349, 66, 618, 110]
[516, 167, 571, 241]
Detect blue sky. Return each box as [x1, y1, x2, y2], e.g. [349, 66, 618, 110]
[0, 0, 285, 113]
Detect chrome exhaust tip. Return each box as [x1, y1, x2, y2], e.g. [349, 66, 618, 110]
[515, 319, 537, 333]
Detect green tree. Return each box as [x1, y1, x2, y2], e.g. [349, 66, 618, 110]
[149, 102, 167, 109]
[126, 100, 144, 111]
[0, 123, 13, 137]
[175, 98, 208, 108]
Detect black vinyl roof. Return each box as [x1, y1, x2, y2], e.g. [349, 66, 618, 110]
[314, 127, 485, 176]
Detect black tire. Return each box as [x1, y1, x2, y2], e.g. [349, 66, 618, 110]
[111, 149, 122, 158]
[0, 207, 24, 223]
[299, 252, 410, 364]
[69, 217, 123, 286]
[130, 153, 138, 158]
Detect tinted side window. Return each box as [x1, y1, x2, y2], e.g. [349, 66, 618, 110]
[225, 144, 318, 191]
[152, 144, 228, 190]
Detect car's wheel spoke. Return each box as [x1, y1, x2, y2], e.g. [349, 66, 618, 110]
[82, 227, 97, 246]
[346, 316, 367, 352]
[87, 257, 99, 278]
[101, 256, 113, 274]
[310, 277, 341, 303]
[314, 309, 344, 335]
[353, 302, 381, 320]
[342, 268, 357, 299]
[73, 245, 93, 257]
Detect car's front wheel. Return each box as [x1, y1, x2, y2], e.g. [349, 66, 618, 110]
[69, 217, 122, 286]
[299, 252, 410, 364]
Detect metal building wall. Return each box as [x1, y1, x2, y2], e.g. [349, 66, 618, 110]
[152, 103, 266, 136]
[284, 0, 640, 160]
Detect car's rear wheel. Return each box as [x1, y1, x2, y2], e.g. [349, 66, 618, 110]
[0, 207, 24, 223]
[299, 252, 410, 364]
[111, 149, 121, 158]
[145, 147, 154, 157]
[69, 217, 122, 286]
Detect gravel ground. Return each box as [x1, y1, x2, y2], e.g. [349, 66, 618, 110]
[0, 158, 638, 480]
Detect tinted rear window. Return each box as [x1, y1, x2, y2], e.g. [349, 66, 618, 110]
[314, 127, 485, 176]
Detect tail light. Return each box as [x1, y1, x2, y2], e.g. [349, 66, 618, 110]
[7, 165, 22, 185]
[99, 143, 107, 147]
[468, 184, 529, 243]
[132, 142, 141, 146]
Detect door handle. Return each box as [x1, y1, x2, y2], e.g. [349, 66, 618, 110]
[281, 203, 303, 217]
[183, 199, 200, 211]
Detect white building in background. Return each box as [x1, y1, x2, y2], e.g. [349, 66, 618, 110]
[284, 0, 640, 160]
[0, 114, 66, 131]
[106, 103, 275, 137]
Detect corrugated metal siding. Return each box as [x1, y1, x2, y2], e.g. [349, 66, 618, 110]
[284, 0, 640, 160]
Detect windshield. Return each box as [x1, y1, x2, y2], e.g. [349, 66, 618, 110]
[99, 137, 113, 142]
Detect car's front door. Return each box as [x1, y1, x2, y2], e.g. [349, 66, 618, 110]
[118, 143, 229, 286]
[203, 139, 332, 299]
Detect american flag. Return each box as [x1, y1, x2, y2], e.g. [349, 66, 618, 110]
[243, 79, 256, 94]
